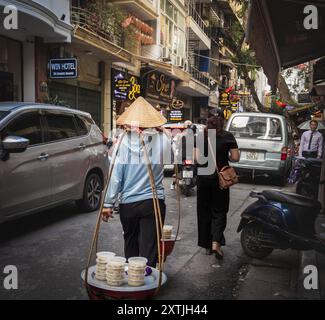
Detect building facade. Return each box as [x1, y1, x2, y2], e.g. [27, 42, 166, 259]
[0, 0, 248, 134]
[0, 0, 72, 103]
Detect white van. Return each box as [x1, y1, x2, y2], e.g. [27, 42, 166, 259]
[226, 113, 294, 185]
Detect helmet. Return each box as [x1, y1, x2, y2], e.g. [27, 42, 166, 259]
[184, 120, 193, 128]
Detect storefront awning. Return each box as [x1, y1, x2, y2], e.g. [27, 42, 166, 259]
[247, 0, 325, 90]
[139, 57, 191, 82]
[177, 78, 210, 97]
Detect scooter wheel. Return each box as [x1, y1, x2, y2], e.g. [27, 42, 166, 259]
[185, 188, 191, 197]
[241, 222, 274, 259]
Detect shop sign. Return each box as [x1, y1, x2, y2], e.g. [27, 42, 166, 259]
[231, 102, 239, 112]
[49, 58, 78, 79]
[169, 110, 184, 122]
[112, 69, 141, 101]
[239, 90, 251, 96]
[172, 99, 184, 110]
[298, 93, 312, 104]
[144, 71, 176, 103]
[219, 92, 230, 107]
[224, 108, 232, 120]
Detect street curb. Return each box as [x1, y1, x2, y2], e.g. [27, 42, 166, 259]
[297, 250, 321, 299]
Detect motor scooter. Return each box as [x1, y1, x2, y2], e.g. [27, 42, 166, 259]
[179, 160, 197, 197]
[237, 190, 325, 259]
[295, 157, 322, 199]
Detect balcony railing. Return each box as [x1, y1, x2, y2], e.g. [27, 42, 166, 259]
[210, 7, 224, 28]
[70, 6, 124, 47]
[189, 65, 210, 87]
[188, 3, 210, 38]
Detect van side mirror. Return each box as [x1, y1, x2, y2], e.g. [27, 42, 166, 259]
[2, 136, 29, 153]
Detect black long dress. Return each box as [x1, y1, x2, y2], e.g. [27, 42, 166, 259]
[196, 130, 238, 249]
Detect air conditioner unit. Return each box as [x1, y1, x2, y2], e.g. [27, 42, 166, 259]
[175, 56, 184, 68]
[183, 59, 190, 72]
[162, 47, 171, 60]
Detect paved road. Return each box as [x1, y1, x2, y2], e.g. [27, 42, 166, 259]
[0, 177, 297, 300]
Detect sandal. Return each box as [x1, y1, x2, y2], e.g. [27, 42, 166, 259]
[212, 242, 224, 260]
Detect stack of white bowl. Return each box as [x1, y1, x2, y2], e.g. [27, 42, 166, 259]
[163, 225, 173, 239]
[95, 252, 115, 281]
[106, 257, 126, 287]
[127, 257, 148, 287]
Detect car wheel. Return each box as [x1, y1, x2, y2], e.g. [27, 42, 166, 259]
[77, 173, 103, 212]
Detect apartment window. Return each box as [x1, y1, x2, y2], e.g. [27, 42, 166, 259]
[160, 0, 165, 10]
[173, 7, 178, 23]
[178, 14, 185, 30]
[160, 0, 186, 58]
[166, 0, 173, 18]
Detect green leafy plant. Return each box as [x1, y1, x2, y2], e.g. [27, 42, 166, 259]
[85, 0, 136, 47]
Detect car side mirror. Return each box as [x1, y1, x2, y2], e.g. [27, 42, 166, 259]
[2, 136, 29, 153]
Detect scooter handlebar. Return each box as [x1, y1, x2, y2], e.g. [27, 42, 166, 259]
[293, 156, 323, 163]
[250, 191, 268, 202]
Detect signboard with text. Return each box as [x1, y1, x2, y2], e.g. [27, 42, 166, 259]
[49, 58, 78, 79]
[231, 102, 239, 112]
[219, 92, 230, 108]
[144, 70, 176, 103]
[169, 110, 184, 122]
[112, 69, 141, 101]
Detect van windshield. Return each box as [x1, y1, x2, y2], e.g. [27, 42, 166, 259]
[0, 111, 10, 121]
[229, 116, 283, 141]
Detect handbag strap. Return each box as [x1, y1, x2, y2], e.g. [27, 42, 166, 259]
[207, 137, 220, 175]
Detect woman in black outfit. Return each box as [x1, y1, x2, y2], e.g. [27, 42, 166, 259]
[195, 113, 240, 259]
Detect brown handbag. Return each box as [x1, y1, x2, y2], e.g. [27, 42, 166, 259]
[208, 138, 239, 190]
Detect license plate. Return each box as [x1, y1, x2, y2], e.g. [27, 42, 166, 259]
[246, 152, 259, 161]
[183, 171, 193, 178]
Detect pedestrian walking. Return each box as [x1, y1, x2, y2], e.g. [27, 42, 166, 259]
[299, 120, 323, 159]
[101, 97, 172, 267]
[170, 120, 196, 190]
[194, 112, 240, 260]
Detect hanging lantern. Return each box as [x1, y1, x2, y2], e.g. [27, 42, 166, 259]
[276, 100, 287, 108]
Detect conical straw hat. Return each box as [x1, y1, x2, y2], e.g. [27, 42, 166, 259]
[117, 97, 167, 128]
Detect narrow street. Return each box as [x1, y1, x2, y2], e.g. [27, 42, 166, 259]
[1, 0, 325, 304]
[0, 178, 299, 300]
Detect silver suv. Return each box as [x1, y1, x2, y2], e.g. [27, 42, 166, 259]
[0, 103, 108, 223]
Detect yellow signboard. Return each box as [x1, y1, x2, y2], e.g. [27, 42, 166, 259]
[220, 92, 230, 107]
[224, 109, 232, 120]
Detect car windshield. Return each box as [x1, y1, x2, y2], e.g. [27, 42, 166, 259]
[0, 111, 10, 121]
[229, 116, 283, 141]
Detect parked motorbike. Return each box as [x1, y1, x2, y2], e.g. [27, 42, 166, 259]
[237, 190, 325, 259]
[295, 157, 322, 199]
[179, 160, 197, 197]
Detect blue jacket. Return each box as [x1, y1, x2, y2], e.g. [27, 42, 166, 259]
[104, 130, 172, 207]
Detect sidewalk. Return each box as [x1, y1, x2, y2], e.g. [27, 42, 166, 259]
[236, 183, 325, 300]
[298, 214, 325, 299]
[297, 158, 325, 299]
[236, 184, 300, 300]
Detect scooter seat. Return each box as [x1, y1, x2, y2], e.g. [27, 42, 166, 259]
[261, 190, 321, 212]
